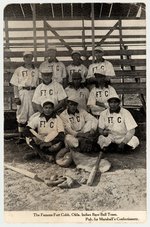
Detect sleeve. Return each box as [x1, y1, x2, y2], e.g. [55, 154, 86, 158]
[61, 63, 67, 79]
[87, 65, 94, 79]
[124, 109, 138, 131]
[98, 111, 106, 129]
[87, 88, 96, 106]
[105, 61, 115, 77]
[27, 115, 39, 130]
[56, 116, 65, 133]
[57, 84, 67, 101]
[32, 85, 41, 104]
[83, 65, 88, 78]
[60, 112, 78, 136]
[81, 109, 98, 131]
[10, 68, 19, 86]
[109, 86, 118, 96]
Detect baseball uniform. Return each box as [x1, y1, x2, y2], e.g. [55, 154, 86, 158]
[32, 81, 67, 107]
[66, 63, 88, 83]
[27, 112, 64, 143]
[97, 107, 139, 149]
[39, 60, 67, 84]
[65, 86, 89, 110]
[10, 64, 39, 124]
[87, 85, 118, 116]
[87, 59, 115, 79]
[60, 108, 98, 148]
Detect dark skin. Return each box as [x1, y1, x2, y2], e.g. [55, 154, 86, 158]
[95, 75, 107, 108]
[71, 53, 81, 66]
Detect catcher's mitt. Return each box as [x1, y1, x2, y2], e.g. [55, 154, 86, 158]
[56, 148, 72, 167]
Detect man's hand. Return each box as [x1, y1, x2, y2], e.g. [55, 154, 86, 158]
[33, 137, 43, 145]
[96, 101, 105, 107]
[14, 98, 21, 105]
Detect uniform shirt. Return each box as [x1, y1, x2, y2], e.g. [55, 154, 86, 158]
[65, 86, 89, 110]
[27, 112, 64, 137]
[32, 81, 67, 106]
[10, 65, 39, 88]
[60, 108, 97, 136]
[66, 64, 88, 83]
[39, 60, 66, 84]
[87, 59, 115, 79]
[99, 107, 138, 141]
[87, 85, 118, 116]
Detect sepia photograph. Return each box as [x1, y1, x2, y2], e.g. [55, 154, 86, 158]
[3, 1, 147, 224]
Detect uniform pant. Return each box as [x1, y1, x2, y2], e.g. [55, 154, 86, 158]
[98, 134, 139, 150]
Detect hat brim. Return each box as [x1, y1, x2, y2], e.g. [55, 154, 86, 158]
[108, 97, 120, 102]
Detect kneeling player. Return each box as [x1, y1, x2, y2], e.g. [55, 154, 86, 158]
[24, 100, 65, 161]
[97, 95, 139, 153]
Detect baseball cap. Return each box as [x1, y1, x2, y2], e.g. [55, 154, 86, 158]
[67, 95, 79, 105]
[94, 67, 106, 76]
[107, 94, 120, 102]
[41, 99, 54, 107]
[47, 45, 57, 51]
[40, 66, 53, 74]
[72, 72, 82, 79]
[23, 51, 33, 57]
[94, 46, 104, 53]
[71, 50, 81, 56]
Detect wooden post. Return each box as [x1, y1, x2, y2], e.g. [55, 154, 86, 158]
[32, 4, 37, 64]
[43, 18, 48, 60]
[91, 3, 95, 63]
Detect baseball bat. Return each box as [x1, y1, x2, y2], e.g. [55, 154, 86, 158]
[87, 151, 103, 186]
[4, 163, 42, 181]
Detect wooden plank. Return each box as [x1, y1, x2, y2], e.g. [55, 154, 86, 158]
[32, 4, 37, 63]
[91, 3, 95, 63]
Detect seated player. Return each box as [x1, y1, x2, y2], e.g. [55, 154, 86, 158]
[60, 95, 98, 153]
[24, 100, 65, 161]
[32, 66, 67, 114]
[87, 68, 118, 118]
[97, 95, 140, 153]
[65, 72, 89, 110]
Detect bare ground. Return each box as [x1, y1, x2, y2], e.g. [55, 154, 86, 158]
[4, 138, 146, 211]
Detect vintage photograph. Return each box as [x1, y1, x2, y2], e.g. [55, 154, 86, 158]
[3, 1, 146, 223]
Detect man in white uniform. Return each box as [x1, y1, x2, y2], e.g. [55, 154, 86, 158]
[60, 96, 98, 152]
[32, 66, 67, 114]
[39, 45, 67, 87]
[86, 46, 115, 88]
[65, 72, 89, 110]
[10, 51, 39, 144]
[24, 100, 65, 161]
[97, 95, 139, 153]
[66, 50, 88, 84]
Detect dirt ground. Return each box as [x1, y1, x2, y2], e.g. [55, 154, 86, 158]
[4, 138, 146, 211]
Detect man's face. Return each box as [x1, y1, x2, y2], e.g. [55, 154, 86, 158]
[43, 103, 54, 116]
[72, 77, 82, 87]
[108, 99, 120, 112]
[67, 101, 78, 114]
[95, 51, 104, 61]
[42, 73, 53, 84]
[47, 49, 57, 60]
[72, 54, 81, 62]
[95, 75, 106, 86]
[23, 54, 33, 64]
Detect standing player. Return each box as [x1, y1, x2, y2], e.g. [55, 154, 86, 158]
[32, 66, 67, 114]
[97, 94, 139, 153]
[86, 46, 115, 87]
[66, 50, 88, 84]
[10, 51, 39, 144]
[39, 45, 67, 87]
[87, 68, 118, 118]
[65, 72, 89, 110]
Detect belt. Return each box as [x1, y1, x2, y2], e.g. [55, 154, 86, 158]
[22, 86, 36, 90]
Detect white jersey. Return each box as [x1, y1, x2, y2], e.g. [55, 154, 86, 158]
[99, 107, 138, 141]
[28, 112, 64, 137]
[65, 86, 89, 110]
[32, 81, 67, 106]
[39, 60, 66, 84]
[66, 64, 88, 82]
[87, 60, 115, 79]
[60, 108, 97, 136]
[87, 85, 118, 116]
[10, 65, 39, 88]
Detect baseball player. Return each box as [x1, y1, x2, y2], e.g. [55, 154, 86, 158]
[87, 68, 118, 118]
[32, 66, 67, 114]
[97, 94, 139, 153]
[66, 50, 88, 84]
[65, 72, 89, 110]
[24, 99, 65, 161]
[60, 96, 98, 152]
[39, 45, 67, 87]
[10, 51, 39, 144]
[86, 46, 115, 88]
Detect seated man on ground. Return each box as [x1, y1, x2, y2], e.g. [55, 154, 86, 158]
[97, 94, 140, 153]
[24, 100, 65, 162]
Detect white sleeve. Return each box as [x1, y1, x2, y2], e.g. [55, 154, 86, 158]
[60, 112, 78, 136]
[32, 86, 41, 104]
[57, 84, 67, 101]
[105, 61, 115, 77]
[109, 85, 118, 96]
[56, 116, 65, 133]
[87, 88, 96, 106]
[87, 65, 94, 79]
[98, 111, 106, 129]
[61, 63, 67, 79]
[27, 115, 39, 130]
[124, 109, 138, 131]
[10, 68, 19, 86]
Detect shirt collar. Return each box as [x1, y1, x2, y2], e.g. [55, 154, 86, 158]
[48, 58, 58, 63]
[94, 58, 105, 63]
[67, 108, 79, 115]
[109, 107, 121, 114]
[22, 63, 35, 69]
[40, 112, 56, 121]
